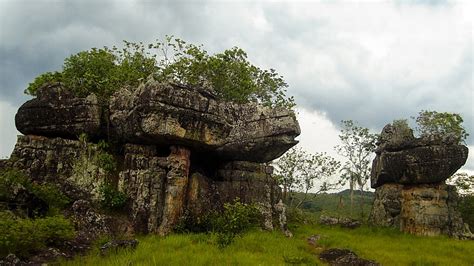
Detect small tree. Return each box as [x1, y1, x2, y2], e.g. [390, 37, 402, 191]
[448, 172, 474, 195]
[274, 147, 340, 208]
[413, 110, 469, 144]
[334, 120, 378, 216]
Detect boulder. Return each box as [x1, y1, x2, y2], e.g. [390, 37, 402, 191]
[15, 83, 101, 139]
[319, 248, 379, 266]
[100, 239, 139, 256]
[371, 124, 468, 188]
[109, 81, 300, 162]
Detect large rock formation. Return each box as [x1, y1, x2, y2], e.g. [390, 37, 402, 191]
[369, 123, 471, 238]
[16, 81, 300, 162]
[4, 81, 300, 237]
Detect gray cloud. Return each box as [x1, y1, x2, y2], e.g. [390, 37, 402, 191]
[0, 0, 472, 158]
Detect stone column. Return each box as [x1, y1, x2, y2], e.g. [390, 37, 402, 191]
[158, 146, 191, 236]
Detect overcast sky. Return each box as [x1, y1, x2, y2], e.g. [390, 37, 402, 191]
[0, 0, 473, 174]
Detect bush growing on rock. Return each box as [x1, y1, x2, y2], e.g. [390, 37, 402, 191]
[25, 36, 294, 109]
[0, 211, 75, 258]
[0, 169, 70, 214]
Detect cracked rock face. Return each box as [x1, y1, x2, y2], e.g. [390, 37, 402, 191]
[109, 81, 300, 162]
[15, 83, 101, 139]
[6, 81, 296, 237]
[369, 123, 471, 238]
[371, 124, 468, 188]
[16, 81, 300, 163]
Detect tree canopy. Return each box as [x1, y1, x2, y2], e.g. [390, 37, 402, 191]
[413, 110, 469, 144]
[274, 147, 340, 208]
[25, 36, 295, 109]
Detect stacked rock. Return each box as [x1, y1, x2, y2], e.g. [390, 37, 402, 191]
[3, 80, 301, 235]
[369, 123, 472, 238]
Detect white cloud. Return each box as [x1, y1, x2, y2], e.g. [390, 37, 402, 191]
[0, 100, 19, 159]
[0, 0, 472, 176]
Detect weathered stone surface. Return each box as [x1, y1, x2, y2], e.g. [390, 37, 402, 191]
[15, 83, 101, 139]
[100, 239, 139, 256]
[369, 183, 403, 227]
[118, 144, 168, 233]
[16, 81, 299, 162]
[158, 146, 191, 236]
[6, 135, 104, 201]
[319, 248, 379, 266]
[371, 123, 468, 188]
[370, 183, 472, 238]
[371, 145, 468, 188]
[401, 183, 472, 238]
[369, 122, 471, 238]
[110, 82, 300, 162]
[319, 215, 361, 229]
[0, 254, 22, 266]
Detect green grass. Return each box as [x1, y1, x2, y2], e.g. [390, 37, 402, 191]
[295, 224, 474, 266]
[61, 224, 474, 266]
[61, 231, 318, 266]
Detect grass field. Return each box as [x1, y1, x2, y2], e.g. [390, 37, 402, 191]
[62, 223, 474, 266]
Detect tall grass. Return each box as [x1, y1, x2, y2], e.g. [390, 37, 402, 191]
[62, 231, 318, 266]
[296, 224, 474, 266]
[62, 224, 474, 265]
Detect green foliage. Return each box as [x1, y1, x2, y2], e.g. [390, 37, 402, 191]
[0, 169, 70, 211]
[274, 147, 340, 208]
[289, 190, 374, 222]
[99, 183, 127, 210]
[448, 172, 474, 195]
[391, 119, 413, 136]
[62, 229, 317, 266]
[25, 71, 63, 95]
[458, 195, 474, 230]
[25, 36, 294, 109]
[62, 223, 474, 265]
[97, 153, 117, 174]
[335, 120, 378, 217]
[174, 199, 260, 248]
[209, 199, 260, 248]
[413, 110, 469, 144]
[0, 211, 75, 257]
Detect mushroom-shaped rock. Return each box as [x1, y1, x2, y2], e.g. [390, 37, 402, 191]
[371, 124, 468, 188]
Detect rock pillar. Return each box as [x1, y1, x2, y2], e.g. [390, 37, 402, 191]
[158, 146, 191, 235]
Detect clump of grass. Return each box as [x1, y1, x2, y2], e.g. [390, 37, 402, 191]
[62, 222, 474, 265]
[61, 230, 318, 266]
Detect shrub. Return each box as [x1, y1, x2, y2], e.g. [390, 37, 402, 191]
[209, 199, 260, 248]
[24, 37, 295, 109]
[0, 169, 70, 211]
[99, 183, 127, 210]
[459, 195, 474, 230]
[0, 211, 75, 257]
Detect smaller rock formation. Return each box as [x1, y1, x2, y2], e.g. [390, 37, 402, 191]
[319, 215, 361, 229]
[319, 248, 379, 266]
[100, 239, 139, 256]
[369, 123, 472, 238]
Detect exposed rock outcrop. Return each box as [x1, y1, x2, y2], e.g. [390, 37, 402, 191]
[4, 81, 300, 240]
[15, 83, 101, 139]
[319, 248, 379, 266]
[369, 123, 471, 238]
[16, 81, 300, 162]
